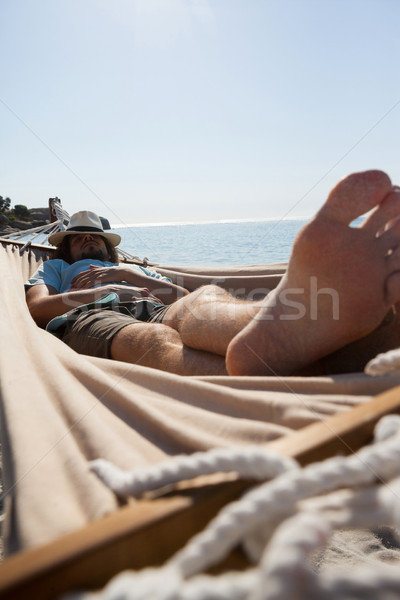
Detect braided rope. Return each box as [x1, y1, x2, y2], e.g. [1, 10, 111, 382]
[365, 347, 400, 376]
[66, 415, 400, 600]
[90, 446, 298, 498]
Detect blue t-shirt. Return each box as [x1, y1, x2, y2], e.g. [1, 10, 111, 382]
[25, 259, 171, 293]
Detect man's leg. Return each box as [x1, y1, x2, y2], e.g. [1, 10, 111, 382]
[226, 170, 400, 376]
[110, 322, 227, 375]
[161, 285, 263, 356]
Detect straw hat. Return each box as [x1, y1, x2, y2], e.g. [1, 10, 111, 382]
[48, 211, 121, 247]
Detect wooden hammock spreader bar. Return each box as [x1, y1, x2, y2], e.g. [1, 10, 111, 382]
[1, 384, 400, 600]
[0, 236, 55, 253]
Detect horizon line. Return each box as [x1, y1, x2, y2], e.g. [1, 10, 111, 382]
[110, 215, 312, 229]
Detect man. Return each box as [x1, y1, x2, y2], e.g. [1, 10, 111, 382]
[26, 170, 400, 377]
[26, 210, 255, 375]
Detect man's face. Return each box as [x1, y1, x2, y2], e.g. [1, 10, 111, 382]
[68, 233, 109, 262]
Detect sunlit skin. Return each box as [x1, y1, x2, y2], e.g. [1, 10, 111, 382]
[68, 233, 110, 262]
[226, 171, 400, 376]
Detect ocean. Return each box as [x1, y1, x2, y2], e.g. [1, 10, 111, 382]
[111, 218, 309, 268]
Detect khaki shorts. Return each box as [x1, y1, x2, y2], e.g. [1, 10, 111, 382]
[46, 293, 170, 359]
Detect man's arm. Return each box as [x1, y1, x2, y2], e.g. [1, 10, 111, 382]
[26, 281, 169, 328]
[69, 265, 189, 305]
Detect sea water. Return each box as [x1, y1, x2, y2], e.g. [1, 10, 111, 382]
[111, 219, 309, 268]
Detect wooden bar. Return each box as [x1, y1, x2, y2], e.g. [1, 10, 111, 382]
[268, 383, 400, 464]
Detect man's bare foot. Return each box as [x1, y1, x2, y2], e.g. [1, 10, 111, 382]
[226, 170, 400, 376]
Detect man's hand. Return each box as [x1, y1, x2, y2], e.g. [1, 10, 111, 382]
[103, 284, 162, 304]
[69, 265, 162, 303]
[70, 265, 127, 289]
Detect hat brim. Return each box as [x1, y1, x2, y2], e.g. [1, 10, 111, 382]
[48, 229, 121, 247]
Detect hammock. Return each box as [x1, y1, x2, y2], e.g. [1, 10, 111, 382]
[1, 207, 400, 598]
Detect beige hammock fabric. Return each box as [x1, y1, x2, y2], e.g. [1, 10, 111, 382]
[2, 239, 400, 559]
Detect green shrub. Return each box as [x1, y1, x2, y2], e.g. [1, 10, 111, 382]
[13, 204, 30, 220]
[0, 196, 11, 213]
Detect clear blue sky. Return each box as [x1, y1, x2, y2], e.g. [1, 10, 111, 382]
[1, 0, 399, 225]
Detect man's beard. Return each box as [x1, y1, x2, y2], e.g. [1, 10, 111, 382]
[79, 248, 109, 261]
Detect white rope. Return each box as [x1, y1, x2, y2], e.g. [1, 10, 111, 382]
[90, 447, 298, 498]
[251, 478, 400, 600]
[365, 347, 400, 376]
[66, 569, 258, 600]
[65, 415, 400, 600]
[172, 417, 400, 575]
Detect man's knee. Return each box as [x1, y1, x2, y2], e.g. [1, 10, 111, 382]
[198, 283, 226, 296]
[110, 322, 179, 363]
[162, 285, 225, 327]
[188, 284, 229, 305]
